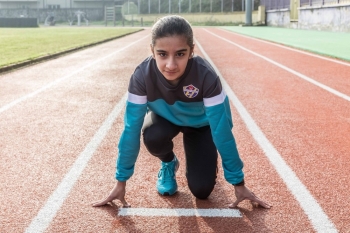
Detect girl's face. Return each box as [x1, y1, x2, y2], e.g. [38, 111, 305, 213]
[151, 35, 194, 85]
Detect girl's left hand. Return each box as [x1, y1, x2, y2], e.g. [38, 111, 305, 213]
[229, 185, 271, 209]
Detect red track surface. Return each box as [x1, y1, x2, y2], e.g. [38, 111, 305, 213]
[0, 28, 349, 233]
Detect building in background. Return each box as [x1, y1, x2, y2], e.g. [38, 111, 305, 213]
[0, 0, 255, 11]
[0, 0, 119, 9]
[0, 0, 349, 31]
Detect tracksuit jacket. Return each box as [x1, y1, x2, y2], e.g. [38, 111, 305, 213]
[115, 55, 244, 185]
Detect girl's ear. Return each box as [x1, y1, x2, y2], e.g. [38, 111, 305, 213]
[190, 44, 195, 59]
[150, 44, 155, 59]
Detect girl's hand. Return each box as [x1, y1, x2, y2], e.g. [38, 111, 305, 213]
[229, 185, 271, 209]
[92, 181, 130, 207]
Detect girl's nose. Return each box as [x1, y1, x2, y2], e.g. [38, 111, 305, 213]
[166, 57, 177, 70]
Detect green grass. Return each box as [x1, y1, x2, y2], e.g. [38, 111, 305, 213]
[0, 27, 142, 68]
[222, 26, 350, 62]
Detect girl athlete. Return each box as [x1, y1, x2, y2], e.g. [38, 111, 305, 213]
[93, 15, 270, 209]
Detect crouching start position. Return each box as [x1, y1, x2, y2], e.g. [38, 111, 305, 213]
[93, 15, 271, 209]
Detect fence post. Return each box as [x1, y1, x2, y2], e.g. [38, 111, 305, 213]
[138, 0, 140, 14]
[245, 0, 252, 25]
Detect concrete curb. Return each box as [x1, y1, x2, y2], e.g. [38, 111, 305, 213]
[0, 29, 143, 74]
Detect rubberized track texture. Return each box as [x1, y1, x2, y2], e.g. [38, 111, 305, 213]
[0, 27, 349, 233]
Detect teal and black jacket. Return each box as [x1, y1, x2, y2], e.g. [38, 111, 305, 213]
[116, 55, 244, 185]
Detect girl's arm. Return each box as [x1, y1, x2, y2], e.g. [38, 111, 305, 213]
[93, 94, 147, 207]
[204, 92, 271, 208]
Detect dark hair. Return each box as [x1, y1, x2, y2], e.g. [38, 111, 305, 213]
[151, 15, 194, 49]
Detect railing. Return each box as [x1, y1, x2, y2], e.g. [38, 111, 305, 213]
[300, 0, 348, 6]
[135, 0, 260, 14]
[262, 0, 349, 10]
[260, 0, 290, 10]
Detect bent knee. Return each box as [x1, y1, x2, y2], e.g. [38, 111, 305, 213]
[188, 182, 215, 199]
[143, 131, 160, 147]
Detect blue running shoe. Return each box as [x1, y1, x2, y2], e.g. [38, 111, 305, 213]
[157, 156, 179, 196]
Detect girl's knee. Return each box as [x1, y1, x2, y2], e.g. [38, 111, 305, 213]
[143, 129, 165, 150]
[188, 182, 215, 199]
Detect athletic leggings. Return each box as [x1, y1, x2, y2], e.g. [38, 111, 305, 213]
[142, 111, 218, 199]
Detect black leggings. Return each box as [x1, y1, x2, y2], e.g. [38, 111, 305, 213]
[142, 111, 218, 199]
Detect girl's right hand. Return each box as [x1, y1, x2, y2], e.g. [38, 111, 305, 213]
[229, 185, 271, 209]
[92, 181, 130, 207]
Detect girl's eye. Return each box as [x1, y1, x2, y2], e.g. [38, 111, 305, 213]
[177, 53, 185, 57]
[158, 53, 166, 57]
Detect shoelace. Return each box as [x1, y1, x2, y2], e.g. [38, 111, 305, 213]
[158, 163, 175, 184]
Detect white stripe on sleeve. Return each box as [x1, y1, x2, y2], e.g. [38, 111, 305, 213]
[127, 92, 147, 104]
[203, 90, 226, 107]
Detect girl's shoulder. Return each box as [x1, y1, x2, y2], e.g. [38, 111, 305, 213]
[192, 56, 217, 75]
[131, 56, 155, 78]
[135, 55, 153, 69]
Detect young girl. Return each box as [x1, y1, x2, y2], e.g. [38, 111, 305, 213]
[93, 15, 270, 209]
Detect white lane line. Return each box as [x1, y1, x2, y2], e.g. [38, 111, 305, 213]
[195, 38, 338, 233]
[219, 27, 350, 67]
[0, 34, 149, 115]
[119, 208, 241, 217]
[24, 92, 127, 233]
[204, 29, 350, 103]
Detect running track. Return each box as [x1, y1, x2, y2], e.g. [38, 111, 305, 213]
[0, 28, 349, 233]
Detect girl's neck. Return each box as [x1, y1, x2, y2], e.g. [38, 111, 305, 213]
[166, 78, 181, 86]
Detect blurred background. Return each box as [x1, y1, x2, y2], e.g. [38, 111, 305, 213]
[0, 0, 349, 30]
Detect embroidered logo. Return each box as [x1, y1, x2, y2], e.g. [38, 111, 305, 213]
[183, 84, 199, 98]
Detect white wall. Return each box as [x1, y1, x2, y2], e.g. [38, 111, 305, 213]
[265, 4, 350, 32]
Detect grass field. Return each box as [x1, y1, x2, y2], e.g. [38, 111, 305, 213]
[222, 26, 350, 62]
[0, 27, 143, 68]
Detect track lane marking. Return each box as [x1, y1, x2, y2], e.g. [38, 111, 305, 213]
[204, 29, 350, 103]
[119, 208, 241, 217]
[195, 37, 338, 233]
[219, 28, 350, 67]
[0, 34, 149, 115]
[24, 93, 127, 233]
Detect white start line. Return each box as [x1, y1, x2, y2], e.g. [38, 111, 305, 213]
[118, 208, 242, 218]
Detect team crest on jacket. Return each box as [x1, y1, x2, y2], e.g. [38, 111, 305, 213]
[183, 84, 199, 98]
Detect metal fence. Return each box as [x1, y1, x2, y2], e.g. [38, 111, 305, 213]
[261, 0, 348, 10]
[132, 0, 260, 14]
[260, 0, 290, 10]
[300, 0, 347, 6]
